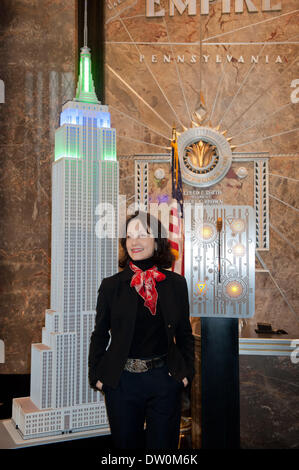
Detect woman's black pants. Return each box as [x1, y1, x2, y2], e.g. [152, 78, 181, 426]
[102, 363, 184, 449]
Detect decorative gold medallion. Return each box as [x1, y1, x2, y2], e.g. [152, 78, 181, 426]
[177, 113, 235, 188]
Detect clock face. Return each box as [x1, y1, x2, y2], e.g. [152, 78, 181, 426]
[104, 2, 299, 337]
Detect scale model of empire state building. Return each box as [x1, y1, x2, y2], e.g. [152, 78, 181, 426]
[12, 44, 118, 439]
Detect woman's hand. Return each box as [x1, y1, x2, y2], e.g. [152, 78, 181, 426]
[96, 380, 104, 391]
[169, 372, 188, 387]
[182, 377, 189, 387]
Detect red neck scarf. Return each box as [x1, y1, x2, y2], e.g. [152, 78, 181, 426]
[129, 261, 166, 316]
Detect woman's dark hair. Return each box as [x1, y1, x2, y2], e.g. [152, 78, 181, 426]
[119, 210, 175, 269]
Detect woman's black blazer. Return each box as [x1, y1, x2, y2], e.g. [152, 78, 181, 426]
[88, 264, 195, 390]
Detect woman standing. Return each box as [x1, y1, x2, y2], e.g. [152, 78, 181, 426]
[88, 211, 194, 449]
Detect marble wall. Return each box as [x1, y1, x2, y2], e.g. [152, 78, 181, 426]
[191, 346, 299, 449]
[239, 355, 299, 449]
[105, 1, 299, 153]
[0, 0, 77, 374]
[106, 1, 299, 337]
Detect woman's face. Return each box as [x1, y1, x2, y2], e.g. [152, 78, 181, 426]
[126, 218, 157, 261]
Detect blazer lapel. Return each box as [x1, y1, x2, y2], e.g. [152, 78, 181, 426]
[116, 265, 138, 332]
[156, 270, 178, 325]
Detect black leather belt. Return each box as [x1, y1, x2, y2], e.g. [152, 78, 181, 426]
[124, 354, 167, 373]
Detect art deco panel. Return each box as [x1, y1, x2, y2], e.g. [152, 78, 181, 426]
[185, 204, 255, 318]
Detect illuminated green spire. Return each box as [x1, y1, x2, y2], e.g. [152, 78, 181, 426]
[75, 46, 100, 104]
[75, 0, 99, 103]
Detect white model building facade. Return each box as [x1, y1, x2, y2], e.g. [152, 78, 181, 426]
[12, 45, 118, 439]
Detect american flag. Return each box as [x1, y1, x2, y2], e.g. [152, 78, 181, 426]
[169, 127, 185, 275]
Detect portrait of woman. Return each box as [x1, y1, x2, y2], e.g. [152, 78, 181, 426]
[88, 210, 195, 449]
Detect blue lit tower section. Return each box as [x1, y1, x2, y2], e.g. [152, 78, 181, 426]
[12, 45, 118, 438]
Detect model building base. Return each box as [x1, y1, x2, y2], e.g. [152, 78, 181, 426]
[12, 397, 108, 440]
[1, 418, 110, 449]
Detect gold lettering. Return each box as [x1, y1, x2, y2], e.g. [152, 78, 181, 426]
[146, 0, 165, 17]
[146, 0, 282, 17]
[169, 0, 196, 16]
[222, 0, 231, 13]
[262, 0, 282, 11]
[235, 0, 258, 13]
[201, 0, 209, 15]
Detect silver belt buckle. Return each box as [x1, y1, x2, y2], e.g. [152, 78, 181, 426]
[125, 358, 149, 373]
